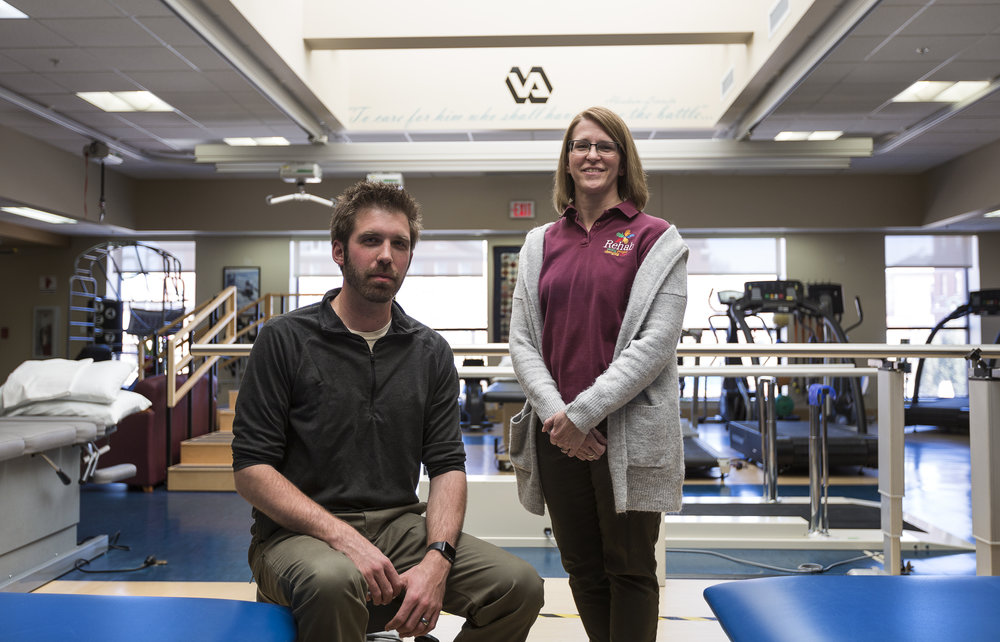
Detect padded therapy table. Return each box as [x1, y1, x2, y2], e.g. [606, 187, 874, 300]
[704, 575, 1000, 642]
[0, 593, 296, 642]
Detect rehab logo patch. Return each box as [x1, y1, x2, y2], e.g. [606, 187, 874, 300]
[604, 229, 635, 257]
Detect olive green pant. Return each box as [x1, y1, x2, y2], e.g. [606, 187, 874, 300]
[249, 503, 544, 642]
[536, 426, 661, 642]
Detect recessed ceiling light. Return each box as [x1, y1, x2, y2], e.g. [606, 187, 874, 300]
[76, 91, 174, 112]
[224, 137, 290, 146]
[0, 1, 27, 19]
[774, 131, 811, 141]
[892, 80, 990, 103]
[1, 206, 77, 224]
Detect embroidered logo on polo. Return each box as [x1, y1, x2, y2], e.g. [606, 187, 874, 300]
[603, 229, 635, 256]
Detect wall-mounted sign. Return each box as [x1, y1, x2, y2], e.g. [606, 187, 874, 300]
[366, 172, 404, 188]
[506, 67, 551, 104]
[39, 275, 57, 293]
[510, 200, 535, 219]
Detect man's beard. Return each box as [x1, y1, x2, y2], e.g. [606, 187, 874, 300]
[341, 248, 404, 304]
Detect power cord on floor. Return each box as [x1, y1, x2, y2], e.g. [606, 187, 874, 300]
[72, 555, 168, 574]
[665, 548, 878, 574]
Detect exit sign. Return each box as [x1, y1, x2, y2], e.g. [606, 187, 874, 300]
[510, 200, 535, 219]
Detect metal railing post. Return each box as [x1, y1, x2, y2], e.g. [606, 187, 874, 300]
[808, 384, 836, 535]
[757, 376, 779, 503]
[875, 358, 907, 575]
[967, 350, 1000, 575]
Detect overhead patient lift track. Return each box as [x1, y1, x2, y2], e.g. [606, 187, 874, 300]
[905, 289, 1000, 430]
[724, 280, 877, 470]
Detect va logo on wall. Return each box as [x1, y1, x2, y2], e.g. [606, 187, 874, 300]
[506, 67, 552, 104]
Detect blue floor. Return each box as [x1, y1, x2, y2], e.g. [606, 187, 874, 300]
[64, 425, 977, 582]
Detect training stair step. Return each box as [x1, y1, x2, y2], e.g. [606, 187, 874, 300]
[167, 464, 235, 491]
[217, 409, 234, 432]
[179, 432, 233, 465]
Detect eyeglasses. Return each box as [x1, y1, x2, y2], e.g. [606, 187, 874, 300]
[568, 140, 619, 156]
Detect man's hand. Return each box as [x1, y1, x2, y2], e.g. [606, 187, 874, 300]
[384, 553, 450, 637]
[336, 530, 403, 606]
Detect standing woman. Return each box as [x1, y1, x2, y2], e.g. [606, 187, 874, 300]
[508, 106, 688, 642]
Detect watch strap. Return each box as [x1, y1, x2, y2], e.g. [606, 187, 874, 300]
[426, 541, 456, 564]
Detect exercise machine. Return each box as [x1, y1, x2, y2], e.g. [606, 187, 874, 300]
[723, 280, 877, 471]
[905, 289, 1000, 430]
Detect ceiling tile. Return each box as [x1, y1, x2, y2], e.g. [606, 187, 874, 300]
[87, 46, 192, 72]
[0, 21, 72, 47]
[1, 73, 67, 94]
[3, 47, 106, 72]
[202, 70, 256, 91]
[173, 46, 233, 72]
[135, 16, 207, 47]
[124, 69, 218, 92]
[109, 0, 177, 18]
[46, 70, 141, 92]
[0, 53, 27, 73]
[38, 17, 158, 48]
[868, 34, 981, 63]
[902, 5, 1000, 36]
[12, 0, 122, 19]
[849, 5, 926, 37]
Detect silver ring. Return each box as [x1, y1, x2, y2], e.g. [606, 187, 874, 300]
[419, 617, 430, 625]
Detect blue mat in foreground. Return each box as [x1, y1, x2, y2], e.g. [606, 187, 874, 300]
[0, 593, 295, 642]
[704, 575, 1000, 642]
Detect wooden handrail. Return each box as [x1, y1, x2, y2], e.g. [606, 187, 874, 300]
[165, 286, 238, 409]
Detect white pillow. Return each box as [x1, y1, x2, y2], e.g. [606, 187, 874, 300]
[1, 359, 93, 409]
[1, 358, 136, 409]
[2, 389, 152, 426]
[68, 360, 137, 404]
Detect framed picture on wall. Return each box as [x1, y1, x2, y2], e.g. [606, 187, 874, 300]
[223, 266, 261, 312]
[32, 306, 59, 358]
[492, 246, 521, 343]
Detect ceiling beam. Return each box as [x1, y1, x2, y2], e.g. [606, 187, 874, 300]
[305, 32, 753, 50]
[196, 138, 873, 174]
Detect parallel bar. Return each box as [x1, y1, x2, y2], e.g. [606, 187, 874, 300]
[196, 342, 1000, 360]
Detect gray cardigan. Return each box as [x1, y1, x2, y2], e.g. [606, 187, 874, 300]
[508, 223, 689, 515]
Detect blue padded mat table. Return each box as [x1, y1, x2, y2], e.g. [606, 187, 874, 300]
[704, 575, 1000, 642]
[0, 593, 296, 642]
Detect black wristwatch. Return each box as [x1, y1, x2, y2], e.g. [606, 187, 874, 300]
[426, 541, 456, 564]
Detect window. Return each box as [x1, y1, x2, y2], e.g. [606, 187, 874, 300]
[682, 237, 784, 402]
[885, 235, 979, 399]
[105, 241, 196, 372]
[291, 239, 489, 345]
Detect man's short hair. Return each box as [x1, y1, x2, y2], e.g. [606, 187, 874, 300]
[330, 181, 423, 248]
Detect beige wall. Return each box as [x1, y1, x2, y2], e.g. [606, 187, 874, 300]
[195, 236, 294, 309]
[0, 125, 136, 227]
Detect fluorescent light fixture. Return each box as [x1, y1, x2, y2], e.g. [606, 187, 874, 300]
[807, 131, 842, 141]
[774, 131, 810, 141]
[984, 209, 1000, 218]
[1, 206, 77, 224]
[0, 1, 27, 19]
[224, 137, 290, 146]
[77, 91, 174, 112]
[892, 80, 990, 103]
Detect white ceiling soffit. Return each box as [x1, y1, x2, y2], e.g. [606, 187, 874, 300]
[197, 138, 872, 174]
[185, 0, 873, 173]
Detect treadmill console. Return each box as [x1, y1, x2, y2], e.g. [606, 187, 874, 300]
[970, 289, 1000, 315]
[743, 280, 805, 312]
[806, 283, 845, 315]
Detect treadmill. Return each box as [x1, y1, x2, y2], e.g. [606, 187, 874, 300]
[724, 280, 878, 471]
[905, 289, 1000, 431]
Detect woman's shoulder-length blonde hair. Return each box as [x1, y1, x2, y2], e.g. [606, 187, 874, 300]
[552, 106, 649, 214]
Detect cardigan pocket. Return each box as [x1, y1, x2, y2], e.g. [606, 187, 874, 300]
[508, 402, 534, 471]
[623, 402, 668, 467]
